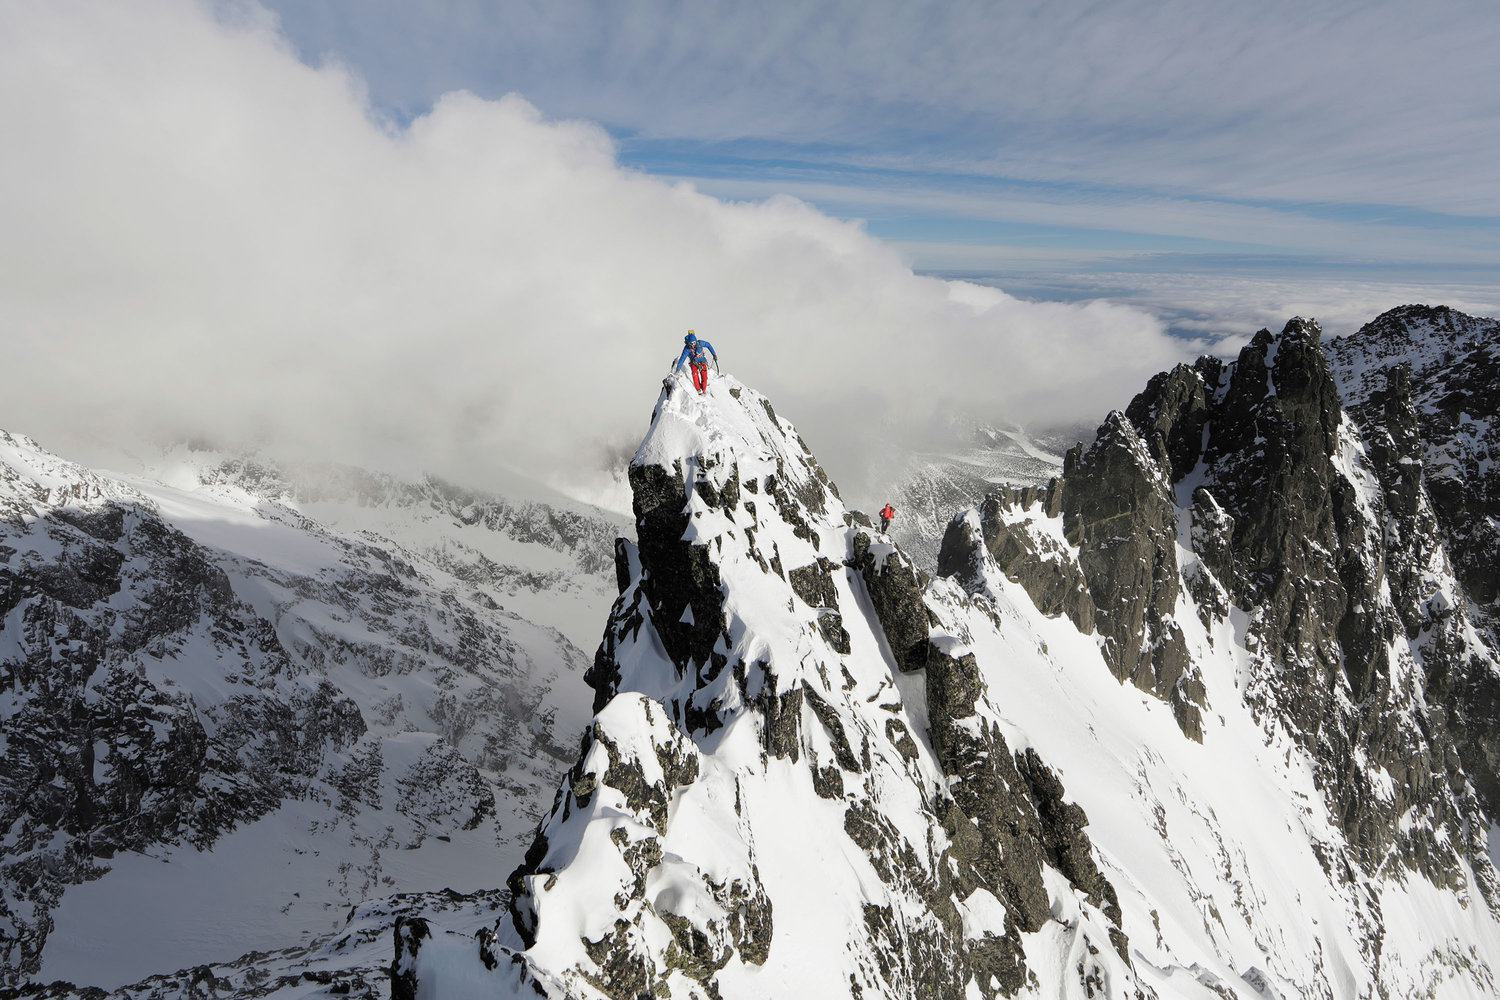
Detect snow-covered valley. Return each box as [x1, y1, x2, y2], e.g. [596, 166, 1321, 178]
[0, 439, 622, 992]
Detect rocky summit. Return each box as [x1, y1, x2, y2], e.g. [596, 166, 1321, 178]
[396, 311, 1500, 1000]
[398, 374, 1145, 999]
[5, 306, 1500, 1000]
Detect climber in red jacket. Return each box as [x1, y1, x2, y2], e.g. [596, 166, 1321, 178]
[879, 503, 896, 533]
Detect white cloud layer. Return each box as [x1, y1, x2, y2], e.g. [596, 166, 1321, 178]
[959, 271, 1500, 347]
[1082, 273, 1500, 345]
[0, 0, 1205, 504]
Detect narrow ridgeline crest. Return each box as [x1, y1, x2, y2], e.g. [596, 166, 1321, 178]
[399, 374, 1144, 999]
[398, 330, 1500, 999]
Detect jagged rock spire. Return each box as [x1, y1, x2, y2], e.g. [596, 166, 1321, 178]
[401, 374, 1140, 999]
[941, 315, 1498, 908]
[401, 338, 1500, 1000]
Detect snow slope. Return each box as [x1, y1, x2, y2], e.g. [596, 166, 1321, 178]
[402, 343, 1500, 999]
[886, 422, 1065, 569]
[0, 432, 620, 989]
[9, 306, 1500, 999]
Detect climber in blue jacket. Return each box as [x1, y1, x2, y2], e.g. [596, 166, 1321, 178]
[674, 331, 718, 394]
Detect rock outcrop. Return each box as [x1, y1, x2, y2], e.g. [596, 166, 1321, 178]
[398, 340, 1500, 999]
[939, 413, 1207, 740]
[942, 317, 1498, 906]
[399, 375, 1140, 1000]
[12, 303, 1500, 1000]
[0, 432, 611, 987]
[1061, 412, 1204, 740]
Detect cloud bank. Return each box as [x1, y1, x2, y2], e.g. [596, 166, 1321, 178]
[1, 1, 1202, 505]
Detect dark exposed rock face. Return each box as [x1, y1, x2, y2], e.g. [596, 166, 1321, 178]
[1324, 305, 1500, 824]
[1195, 323, 1359, 709]
[924, 644, 1049, 934]
[853, 531, 931, 672]
[1357, 366, 1434, 639]
[936, 314, 1499, 908]
[1062, 412, 1204, 740]
[1194, 321, 1379, 695]
[630, 460, 729, 671]
[390, 916, 431, 1000]
[790, 557, 852, 653]
[482, 379, 1140, 1000]
[1014, 749, 1121, 929]
[1144, 319, 1488, 887]
[938, 486, 1096, 630]
[1124, 361, 1214, 483]
[588, 458, 736, 720]
[919, 638, 1138, 991]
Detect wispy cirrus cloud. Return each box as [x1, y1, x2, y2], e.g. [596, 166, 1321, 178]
[658, 169, 1500, 267]
[268, 0, 1500, 220]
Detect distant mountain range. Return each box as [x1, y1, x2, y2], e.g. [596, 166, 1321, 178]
[0, 440, 622, 992]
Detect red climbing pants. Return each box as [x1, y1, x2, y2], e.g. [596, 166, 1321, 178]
[691, 362, 709, 394]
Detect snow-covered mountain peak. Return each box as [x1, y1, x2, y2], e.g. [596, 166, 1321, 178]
[612, 375, 857, 700]
[399, 340, 1500, 1000]
[1331, 305, 1498, 405]
[402, 372, 1147, 999]
[10, 306, 1500, 999]
[1328, 305, 1500, 611]
[0, 431, 618, 990]
[1324, 305, 1500, 821]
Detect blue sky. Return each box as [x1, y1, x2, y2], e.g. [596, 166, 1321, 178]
[262, 0, 1500, 321]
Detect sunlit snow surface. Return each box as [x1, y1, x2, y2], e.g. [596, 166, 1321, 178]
[405, 374, 1500, 999]
[7, 335, 1500, 996]
[0, 430, 622, 989]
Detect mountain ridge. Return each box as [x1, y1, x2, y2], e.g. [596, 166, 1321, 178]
[0, 434, 620, 989]
[5, 304, 1500, 999]
[397, 310, 1500, 999]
